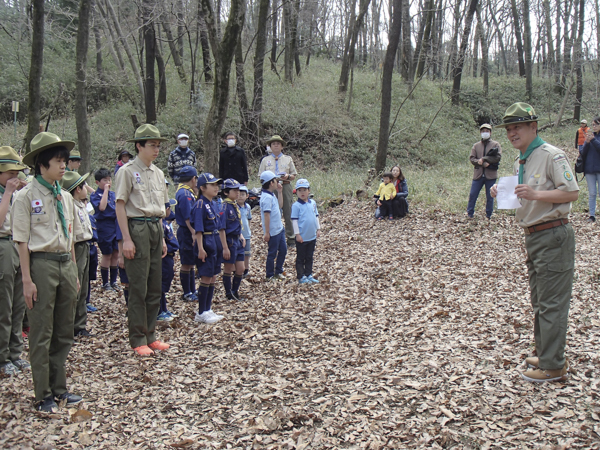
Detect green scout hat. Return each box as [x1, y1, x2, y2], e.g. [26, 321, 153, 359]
[69, 149, 82, 160]
[23, 132, 76, 167]
[126, 124, 169, 143]
[265, 135, 286, 146]
[0, 146, 27, 172]
[495, 102, 538, 128]
[60, 171, 90, 193]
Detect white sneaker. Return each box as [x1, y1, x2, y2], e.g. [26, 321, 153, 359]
[208, 309, 224, 321]
[194, 311, 219, 324]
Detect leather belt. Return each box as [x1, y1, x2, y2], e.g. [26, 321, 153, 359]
[525, 218, 569, 235]
[31, 252, 71, 262]
[0, 236, 11, 240]
[130, 217, 160, 223]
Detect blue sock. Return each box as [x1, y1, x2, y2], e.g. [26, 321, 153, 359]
[189, 268, 196, 293]
[232, 274, 242, 294]
[101, 267, 109, 285]
[197, 283, 209, 314]
[123, 288, 129, 306]
[223, 273, 232, 295]
[180, 270, 191, 295]
[160, 293, 167, 313]
[86, 278, 91, 304]
[207, 283, 215, 311]
[110, 266, 118, 284]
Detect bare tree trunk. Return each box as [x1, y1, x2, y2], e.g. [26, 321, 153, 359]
[270, 0, 278, 71]
[489, 4, 508, 75]
[282, 0, 293, 81]
[450, 0, 478, 105]
[143, 0, 156, 123]
[595, 0, 600, 74]
[92, 4, 108, 102]
[555, 1, 562, 88]
[477, 6, 489, 95]
[338, 0, 371, 93]
[573, 0, 585, 120]
[156, 45, 167, 107]
[416, 0, 434, 79]
[235, 34, 251, 142]
[401, 0, 412, 81]
[375, 0, 402, 174]
[510, 0, 525, 76]
[96, 1, 126, 74]
[445, 0, 463, 77]
[523, 0, 532, 99]
[201, 0, 246, 175]
[162, 20, 187, 83]
[75, 0, 92, 173]
[25, 0, 44, 151]
[543, 0, 555, 80]
[562, 0, 576, 88]
[198, 5, 213, 83]
[177, 0, 185, 58]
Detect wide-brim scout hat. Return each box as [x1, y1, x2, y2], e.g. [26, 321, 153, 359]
[495, 102, 538, 128]
[60, 171, 90, 193]
[126, 124, 169, 143]
[23, 132, 76, 167]
[0, 146, 27, 172]
[265, 135, 286, 146]
[197, 172, 221, 188]
[69, 149, 82, 160]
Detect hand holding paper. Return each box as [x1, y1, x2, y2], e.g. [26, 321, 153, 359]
[496, 176, 521, 209]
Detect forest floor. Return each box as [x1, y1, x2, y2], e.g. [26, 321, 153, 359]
[1, 200, 600, 449]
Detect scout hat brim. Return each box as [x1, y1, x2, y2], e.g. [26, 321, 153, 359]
[126, 124, 169, 143]
[60, 172, 90, 193]
[23, 132, 76, 167]
[495, 102, 539, 128]
[265, 135, 286, 146]
[0, 146, 27, 172]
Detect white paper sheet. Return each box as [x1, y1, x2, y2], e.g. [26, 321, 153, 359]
[496, 176, 521, 209]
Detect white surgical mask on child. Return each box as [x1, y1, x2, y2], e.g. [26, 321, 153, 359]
[481, 132, 491, 140]
[179, 140, 188, 147]
[266, 146, 271, 154]
[226, 139, 236, 147]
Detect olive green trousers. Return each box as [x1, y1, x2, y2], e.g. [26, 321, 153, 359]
[74, 242, 90, 333]
[0, 239, 25, 365]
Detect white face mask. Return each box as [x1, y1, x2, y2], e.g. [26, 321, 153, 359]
[481, 132, 491, 140]
[179, 140, 188, 147]
[226, 139, 236, 147]
[266, 146, 271, 154]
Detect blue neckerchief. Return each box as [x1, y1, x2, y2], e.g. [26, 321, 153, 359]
[296, 198, 307, 204]
[261, 189, 275, 196]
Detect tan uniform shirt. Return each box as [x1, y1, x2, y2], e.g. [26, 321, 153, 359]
[11, 178, 81, 253]
[114, 157, 168, 218]
[73, 199, 93, 243]
[513, 143, 579, 228]
[0, 190, 13, 238]
[258, 153, 297, 179]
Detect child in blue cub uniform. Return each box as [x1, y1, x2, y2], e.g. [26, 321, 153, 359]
[90, 168, 120, 291]
[159, 201, 179, 321]
[221, 179, 246, 301]
[174, 166, 198, 302]
[86, 208, 99, 312]
[291, 178, 321, 284]
[259, 171, 287, 280]
[191, 173, 226, 324]
[237, 186, 252, 278]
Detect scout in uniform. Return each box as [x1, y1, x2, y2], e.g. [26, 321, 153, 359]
[12, 132, 83, 412]
[259, 170, 287, 280]
[258, 136, 297, 245]
[191, 173, 226, 324]
[492, 103, 579, 383]
[291, 178, 320, 284]
[159, 201, 179, 321]
[66, 149, 81, 172]
[237, 186, 252, 277]
[221, 178, 246, 301]
[0, 146, 29, 376]
[60, 171, 94, 337]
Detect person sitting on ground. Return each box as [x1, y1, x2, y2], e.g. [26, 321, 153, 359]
[374, 172, 396, 221]
[391, 165, 409, 218]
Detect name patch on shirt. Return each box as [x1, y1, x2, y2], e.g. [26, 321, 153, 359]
[31, 199, 43, 214]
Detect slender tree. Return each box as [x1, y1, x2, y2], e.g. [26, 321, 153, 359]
[142, 0, 157, 123]
[25, 0, 45, 151]
[523, 0, 532, 98]
[450, 0, 478, 105]
[75, 0, 92, 174]
[338, 0, 371, 94]
[573, 0, 585, 120]
[510, 0, 526, 77]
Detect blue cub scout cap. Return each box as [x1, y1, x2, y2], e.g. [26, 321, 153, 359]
[197, 172, 221, 188]
[260, 170, 278, 184]
[223, 178, 242, 189]
[295, 178, 310, 189]
[239, 185, 248, 193]
[179, 165, 198, 178]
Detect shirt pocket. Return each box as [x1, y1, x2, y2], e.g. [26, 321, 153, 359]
[31, 211, 50, 225]
[527, 173, 547, 187]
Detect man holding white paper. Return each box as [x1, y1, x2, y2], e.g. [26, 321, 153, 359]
[491, 102, 579, 383]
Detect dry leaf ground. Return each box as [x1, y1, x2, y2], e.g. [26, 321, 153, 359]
[2, 200, 600, 449]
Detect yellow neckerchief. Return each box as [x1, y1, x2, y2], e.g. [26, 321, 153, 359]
[177, 184, 197, 199]
[224, 197, 243, 230]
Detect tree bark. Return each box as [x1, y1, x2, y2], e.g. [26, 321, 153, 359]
[510, 0, 525, 77]
[92, 3, 108, 102]
[523, 0, 532, 98]
[156, 44, 167, 107]
[450, 0, 478, 105]
[542, 0, 555, 80]
[400, 0, 412, 81]
[235, 34, 251, 142]
[197, 4, 213, 83]
[162, 19, 187, 83]
[270, 0, 278, 71]
[416, 0, 434, 79]
[201, 0, 246, 175]
[573, 0, 585, 120]
[25, 0, 45, 152]
[375, 0, 402, 174]
[143, 0, 156, 123]
[476, 6, 489, 95]
[338, 0, 371, 94]
[75, 0, 92, 174]
[445, 0, 463, 77]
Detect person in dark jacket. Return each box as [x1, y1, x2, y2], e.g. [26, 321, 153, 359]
[581, 117, 600, 222]
[219, 132, 249, 185]
[168, 134, 196, 182]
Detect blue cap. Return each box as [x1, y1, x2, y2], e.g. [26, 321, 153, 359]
[223, 178, 242, 189]
[295, 178, 310, 189]
[179, 165, 198, 179]
[260, 170, 278, 184]
[239, 185, 248, 193]
[197, 172, 221, 188]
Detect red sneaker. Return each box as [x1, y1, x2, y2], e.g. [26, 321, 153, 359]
[22, 327, 30, 338]
[148, 341, 169, 351]
[133, 345, 154, 356]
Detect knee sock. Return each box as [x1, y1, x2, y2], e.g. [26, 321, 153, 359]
[223, 273, 233, 295]
[110, 266, 118, 284]
[86, 278, 91, 304]
[160, 293, 167, 313]
[232, 274, 242, 294]
[180, 270, 191, 295]
[123, 288, 129, 306]
[101, 267, 109, 285]
[198, 283, 209, 314]
[207, 283, 215, 311]
[189, 268, 197, 293]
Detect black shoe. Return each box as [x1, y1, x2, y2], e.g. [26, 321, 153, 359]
[287, 240, 296, 248]
[588, 216, 596, 223]
[111, 282, 121, 291]
[36, 396, 58, 413]
[75, 329, 93, 337]
[101, 283, 115, 292]
[242, 269, 249, 279]
[232, 291, 245, 302]
[55, 392, 82, 405]
[226, 293, 236, 300]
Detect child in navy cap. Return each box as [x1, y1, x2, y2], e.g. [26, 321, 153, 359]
[174, 165, 198, 302]
[221, 179, 246, 300]
[191, 173, 226, 324]
[291, 178, 320, 284]
[159, 200, 179, 321]
[259, 170, 287, 280]
[237, 186, 252, 277]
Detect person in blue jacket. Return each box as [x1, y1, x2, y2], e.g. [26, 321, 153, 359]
[581, 117, 600, 222]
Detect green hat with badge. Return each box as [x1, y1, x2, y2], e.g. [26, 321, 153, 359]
[23, 132, 76, 167]
[265, 135, 286, 146]
[495, 102, 539, 128]
[126, 124, 169, 143]
[0, 146, 27, 172]
[60, 171, 90, 193]
[69, 149, 82, 160]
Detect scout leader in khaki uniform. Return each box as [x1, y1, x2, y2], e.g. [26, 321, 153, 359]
[258, 135, 297, 245]
[0, 146, 29, 376]
[114, 124, 170, 357]
[491, 103, 579, 383]
[60, 171, 94, 338]
[12, 132, 84, 412]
